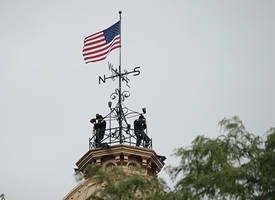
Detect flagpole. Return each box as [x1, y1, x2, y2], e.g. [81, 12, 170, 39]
[118, 11, 122, 143]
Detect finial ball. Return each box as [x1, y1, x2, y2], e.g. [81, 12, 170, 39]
[119, 11, 122, 14]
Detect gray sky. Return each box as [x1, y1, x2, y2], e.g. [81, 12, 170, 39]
[1, 0, 275, 199]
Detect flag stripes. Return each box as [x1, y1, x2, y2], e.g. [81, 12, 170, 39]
[82, 21, 120, 63]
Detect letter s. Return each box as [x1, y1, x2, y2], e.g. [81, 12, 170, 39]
[133, 67, 141, 76]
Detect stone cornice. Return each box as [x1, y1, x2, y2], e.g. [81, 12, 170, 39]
[76, 144, 165, 173]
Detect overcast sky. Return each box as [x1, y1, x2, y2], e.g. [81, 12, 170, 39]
[1, 0, 275, 199]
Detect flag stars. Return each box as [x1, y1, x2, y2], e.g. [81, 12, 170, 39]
[103, 21, 120, 44]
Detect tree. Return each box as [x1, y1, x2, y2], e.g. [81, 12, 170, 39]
[256, 128, 275, 199]
[0, 194, 5, 200]
[75, 164, 175, 200]
[74, 116, 275, 200]
[168, 116, 275, 200]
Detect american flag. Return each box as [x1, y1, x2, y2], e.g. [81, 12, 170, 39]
[82, 21, 120, 63]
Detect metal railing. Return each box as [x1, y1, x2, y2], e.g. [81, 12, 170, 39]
[89, 126, 152, 149]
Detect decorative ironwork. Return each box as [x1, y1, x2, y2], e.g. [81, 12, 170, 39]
[110, 89, 130, 102]
[89, 62, 152, 150]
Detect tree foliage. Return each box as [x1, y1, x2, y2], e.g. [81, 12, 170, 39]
[76, 164, 175, 200]
[0, 194, 5, 200]
[168, 116, 275, 200]
[75, 116, 275, 200]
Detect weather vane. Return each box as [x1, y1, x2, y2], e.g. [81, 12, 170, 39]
[89, 61, 151, 149]
[86, 11, 151, 150]
[99, 62, 140, 87]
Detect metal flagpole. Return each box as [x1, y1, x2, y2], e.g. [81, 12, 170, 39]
[118, 11, 122, 143]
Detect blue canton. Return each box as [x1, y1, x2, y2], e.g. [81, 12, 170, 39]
[103, 21, 120, 44]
